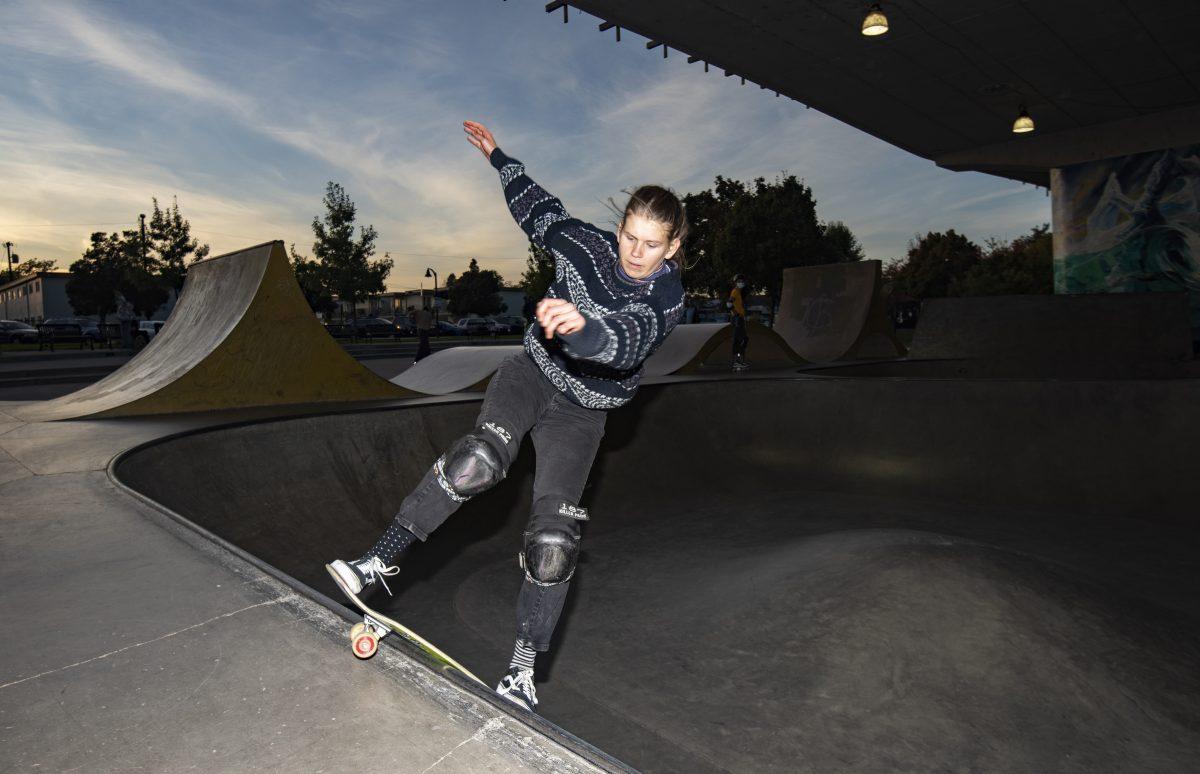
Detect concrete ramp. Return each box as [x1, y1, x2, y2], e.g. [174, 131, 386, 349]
[643, 323, 729, 375]
[774, 260, 906, 363]
[15, 241, 410, 421]
[392, 345, 523, 395]
[645, 321, 801, 374]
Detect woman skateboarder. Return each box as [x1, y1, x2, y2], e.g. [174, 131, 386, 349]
[329, 120, 687, 713]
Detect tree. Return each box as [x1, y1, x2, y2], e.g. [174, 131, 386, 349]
[66, 232, 128, 324]
[149, 196, 210, 294]
[955, 225, 1053, 297]
[447, 258, 503, 317]
[12, 257, 58, 278]
[520, 242, 555, 302]
[290, 243, 337, 318]
[820, 221, 866, 263]
[311, 182, 391, 323]
[714, 173, 825, 318]
[883, 229, 982, 300]
[679, 177, 747, 295]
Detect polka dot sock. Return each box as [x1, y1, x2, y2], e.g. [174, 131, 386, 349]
[363, 522, 418, 565]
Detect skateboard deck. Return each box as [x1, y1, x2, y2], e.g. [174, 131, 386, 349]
[325, 564, 485, 686]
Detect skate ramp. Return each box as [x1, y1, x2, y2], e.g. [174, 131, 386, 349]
[643, 322, 801, 375]
[391, 345, 523, 395]
[775, 260, 906, 362]
[14, 241, 410, 421]
[115, 376, 1200, 773]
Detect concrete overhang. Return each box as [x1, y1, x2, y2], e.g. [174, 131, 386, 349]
[552, 1, 1200, 186]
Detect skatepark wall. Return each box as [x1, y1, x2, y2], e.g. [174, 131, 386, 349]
[115, 374, 1199, 601]
[906, 292, 1195, 378]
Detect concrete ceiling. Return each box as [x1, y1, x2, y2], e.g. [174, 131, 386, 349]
[549, 1, 1200, 186]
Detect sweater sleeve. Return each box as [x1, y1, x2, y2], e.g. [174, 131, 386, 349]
[559, 279, 685, 371]
[490, 147, 574, 253]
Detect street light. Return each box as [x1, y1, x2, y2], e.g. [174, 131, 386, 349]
[424, 267, 438, 324]
[3, 242, 14, 282]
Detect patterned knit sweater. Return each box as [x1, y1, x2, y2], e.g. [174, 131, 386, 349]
[490, 147, 684, 410]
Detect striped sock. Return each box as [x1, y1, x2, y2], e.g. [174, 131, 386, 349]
[509, 639, 536, 671]
[366, 522, 417, 565]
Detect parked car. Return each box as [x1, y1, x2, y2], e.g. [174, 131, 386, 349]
[486, 315, 526, 335]
[322, 322, 353, 339]
[1, 320, 39, 344]
[351, 317, 404, 339]
[455, 317, 490, 336]
[40, 318, 105, 343]
[433, 320, 460, 337]
[387, 316, 416, 336]
[133, 320, 166, 349]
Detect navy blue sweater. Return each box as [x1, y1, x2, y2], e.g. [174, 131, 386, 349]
[490, 147, 684, 409]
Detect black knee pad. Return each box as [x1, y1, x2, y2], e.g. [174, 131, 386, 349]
[520, 499, 587, 586]
[522, 527, 579, 586]
[436, 428, 509, 500]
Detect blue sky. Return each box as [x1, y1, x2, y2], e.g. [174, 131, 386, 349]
[0, 0, 1051, 291]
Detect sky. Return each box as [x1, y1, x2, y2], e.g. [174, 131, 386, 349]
[0, 0, 1051, 291]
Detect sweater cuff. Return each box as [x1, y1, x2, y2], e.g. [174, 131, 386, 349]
[489, 146, 512, 170]
[558, 318, 609, 360]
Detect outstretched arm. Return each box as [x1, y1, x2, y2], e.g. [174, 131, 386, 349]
[463, 120, 573, 253]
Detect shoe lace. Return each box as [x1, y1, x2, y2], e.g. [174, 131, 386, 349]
[505, 668, 537, 706]
[362, 556, 400, 595]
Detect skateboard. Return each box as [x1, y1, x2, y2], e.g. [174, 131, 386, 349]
[325, 564, 486, 687]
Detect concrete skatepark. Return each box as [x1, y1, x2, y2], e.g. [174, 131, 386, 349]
[5, 2, 1200, 769]
[3, 236, 1199, 772]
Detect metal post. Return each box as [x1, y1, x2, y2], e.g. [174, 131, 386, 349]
[425, 267, 438, 325]
[3, 242, 12, 282]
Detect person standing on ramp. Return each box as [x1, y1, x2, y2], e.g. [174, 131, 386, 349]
[413, 304, 433, 363]
[328, 120, 687, 713]
[728, 273, 750, 370]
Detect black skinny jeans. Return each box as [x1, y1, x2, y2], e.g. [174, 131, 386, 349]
[391, 352, 606, 651]
[732, 313, 749, 361]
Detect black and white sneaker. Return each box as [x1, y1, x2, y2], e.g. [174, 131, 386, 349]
[327, 555, 400, 597]
[495, 667, 538, 712]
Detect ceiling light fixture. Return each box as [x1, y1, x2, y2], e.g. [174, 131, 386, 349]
[1012, 104, 1035, 133]
[862, 4, 889, 36]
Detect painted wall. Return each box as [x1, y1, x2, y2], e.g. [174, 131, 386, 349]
[1051, 144, 1200, 343]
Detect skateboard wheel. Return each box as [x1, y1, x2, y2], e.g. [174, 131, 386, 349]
[349, 622, 367, 640]
[352, 629, 379, 659]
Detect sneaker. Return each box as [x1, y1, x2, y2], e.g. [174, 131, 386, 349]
[328, 555, 400, 597]
[732, 361, 750, 371]
[495, 667, 538, 712]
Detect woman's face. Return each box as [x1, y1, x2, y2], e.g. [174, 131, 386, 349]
[617, 212, 681, 280]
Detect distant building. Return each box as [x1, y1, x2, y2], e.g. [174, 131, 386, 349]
[0, 270, 178, 324]
[1, 272, 76, 323]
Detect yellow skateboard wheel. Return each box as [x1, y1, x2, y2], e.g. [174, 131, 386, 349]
[352, 628, 379, 659]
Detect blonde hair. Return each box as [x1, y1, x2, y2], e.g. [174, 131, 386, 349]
[607, 185, 689, 266]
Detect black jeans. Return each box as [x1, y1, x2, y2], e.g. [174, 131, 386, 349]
[392, 352, 607, 650]
[732, 313, 749, 361]
[415, 330, 431, 361]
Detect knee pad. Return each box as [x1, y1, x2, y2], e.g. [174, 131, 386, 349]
[521, 527, 580, 586]
[435, 428, 508, 501]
